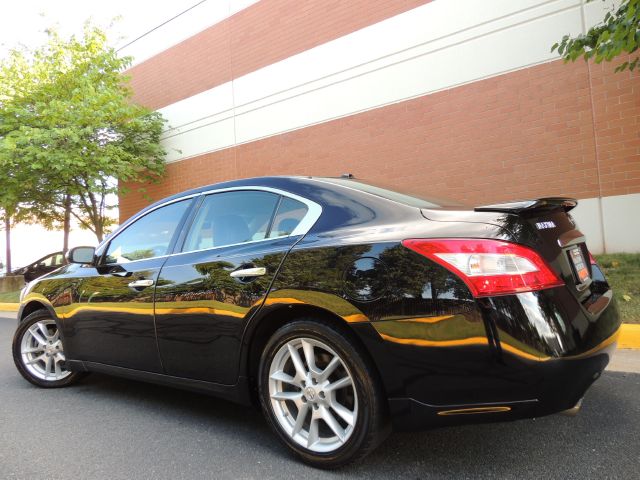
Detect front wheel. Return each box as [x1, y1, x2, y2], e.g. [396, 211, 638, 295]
[258, 318, 389, 468]
[12, 310, 86, 388]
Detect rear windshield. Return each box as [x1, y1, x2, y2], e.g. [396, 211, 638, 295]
[316, 177, 462, 209]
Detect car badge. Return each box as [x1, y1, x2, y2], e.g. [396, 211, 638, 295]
[535, 221, 556, 230]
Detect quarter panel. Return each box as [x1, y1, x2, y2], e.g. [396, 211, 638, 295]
[265, 240, 498, 404]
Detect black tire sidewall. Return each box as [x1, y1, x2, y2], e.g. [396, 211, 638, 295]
[12, 310, 84, 388]
[258, 319, 386, 468]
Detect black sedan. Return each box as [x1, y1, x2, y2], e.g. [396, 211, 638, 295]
[10, 251, 66, 282]
[12, 176, 621, 468]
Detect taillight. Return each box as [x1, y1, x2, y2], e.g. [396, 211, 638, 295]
[402, 238, 564, 297]
[588, 252, 597, 265]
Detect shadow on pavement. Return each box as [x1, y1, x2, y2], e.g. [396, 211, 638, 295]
[53, 369, 638, 478]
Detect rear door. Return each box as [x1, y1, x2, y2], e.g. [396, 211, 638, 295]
[154, 189, 316, 384]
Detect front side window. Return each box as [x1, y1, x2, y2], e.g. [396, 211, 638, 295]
[104, 200, 191, 264]
[182, 191, 281, 252]
[39, 255, 57, 267]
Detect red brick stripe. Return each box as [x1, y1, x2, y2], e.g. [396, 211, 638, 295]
[120, 58, 640, 222]
[128, 0, 431, 110]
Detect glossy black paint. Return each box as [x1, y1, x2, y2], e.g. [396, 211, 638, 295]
[63, 257, 165, 372]
[18, 176, 621, 431]
[154, 235, 298, 384]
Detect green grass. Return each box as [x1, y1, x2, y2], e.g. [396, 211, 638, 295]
[595, 253, 640, 324]
[0, 290, 20, 303]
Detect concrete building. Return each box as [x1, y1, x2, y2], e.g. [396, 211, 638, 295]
[119, 0, 640, 253]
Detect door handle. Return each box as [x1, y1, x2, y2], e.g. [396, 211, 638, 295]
[128, 279, 155, 288]
[230, 267, 266, 278]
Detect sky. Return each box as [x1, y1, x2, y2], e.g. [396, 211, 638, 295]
[0, 0, 198, 57]
[0, 0, 200, 268]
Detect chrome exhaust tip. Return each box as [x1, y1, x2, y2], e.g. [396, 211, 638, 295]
[560, 398, 583, 417]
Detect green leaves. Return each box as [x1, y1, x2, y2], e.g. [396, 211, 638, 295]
[552, 0, 640, 72]
[0, 22, 166, 241]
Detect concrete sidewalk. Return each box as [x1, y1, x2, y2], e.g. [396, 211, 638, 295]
[1, 310, 638, 373]
[607, 349, 640, 373]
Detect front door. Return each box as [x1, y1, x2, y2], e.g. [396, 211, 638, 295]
[63, 198, 193, 372]
[154, 190, 311, 384]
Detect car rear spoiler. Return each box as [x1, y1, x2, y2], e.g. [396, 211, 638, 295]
[474, 197, 578, 214]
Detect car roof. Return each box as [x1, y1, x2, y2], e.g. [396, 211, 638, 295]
[110, 175, 438, 250]
[130, 176, 336, 217]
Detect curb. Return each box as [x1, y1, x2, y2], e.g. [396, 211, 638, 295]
[619, 324, 640, 350]
[0, 303, 19, 312]
[0, 301, 638, 348]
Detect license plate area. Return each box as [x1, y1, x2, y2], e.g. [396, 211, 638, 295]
[568, 246, 590, 284]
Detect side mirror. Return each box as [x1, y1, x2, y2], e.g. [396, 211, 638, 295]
[67, 246, 96, 265]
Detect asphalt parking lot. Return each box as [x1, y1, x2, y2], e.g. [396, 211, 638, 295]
[1, 312, 638, 480]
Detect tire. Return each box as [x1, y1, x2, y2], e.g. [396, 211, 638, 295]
[258, 318, 390, 468]
[12, 310, 86, 388]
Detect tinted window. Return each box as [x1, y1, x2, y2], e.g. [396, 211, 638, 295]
[182, 191, 280, 252]
[40, 254, 62, 267]
[105, 200, 190, 264]
[268, 197, 308, 238]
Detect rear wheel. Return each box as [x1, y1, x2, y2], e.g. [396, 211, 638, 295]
[12, 310, 86, 388]
[258, 318, 389, 468]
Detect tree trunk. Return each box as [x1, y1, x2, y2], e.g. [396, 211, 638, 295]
[4, 216, 11, 274]
[95, 221, 104, 243]
[62, 194, 71, 255]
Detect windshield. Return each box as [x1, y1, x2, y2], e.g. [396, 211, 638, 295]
[316, 177, 462, 209]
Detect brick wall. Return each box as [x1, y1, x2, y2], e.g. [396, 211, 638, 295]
[120, 57, 640, 221]
[128, 0, 431, 110]
[590, 60, 640, 197]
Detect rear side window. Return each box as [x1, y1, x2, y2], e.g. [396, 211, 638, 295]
[182, 191, 280, 252]
[104, 200, 191, 264]
[269, 197, 308, 238]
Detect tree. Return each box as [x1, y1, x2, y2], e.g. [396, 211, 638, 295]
[0, 152, 34, 272]
[552, 0, 640, 72]
[0, 23, 166, 247]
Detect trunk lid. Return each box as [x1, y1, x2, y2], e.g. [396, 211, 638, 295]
[422, 198, 603, 307]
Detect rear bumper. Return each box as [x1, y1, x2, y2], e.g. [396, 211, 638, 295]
[388, 338, 615, 431]
[352, 285, 621, 431]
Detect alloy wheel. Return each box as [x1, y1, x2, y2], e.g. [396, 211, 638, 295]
[268, 337, 358, 453]
[20, 319, 71, 381]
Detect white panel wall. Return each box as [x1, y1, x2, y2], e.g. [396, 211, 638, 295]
[161, 83, 236, 159]
[571, 194, 640, 254]
[234, 1, 584, 144]
[571, 198, 605, 253]
[601, 193, 640, 253]
[158, 0, 609, 162]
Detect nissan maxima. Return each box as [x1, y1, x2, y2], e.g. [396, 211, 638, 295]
[13, 176, 621, 468]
